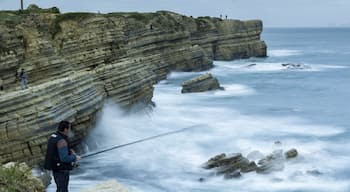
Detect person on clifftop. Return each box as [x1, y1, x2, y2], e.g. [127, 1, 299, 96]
[44, 121, 81, 192]
[19, 68, 28, 90]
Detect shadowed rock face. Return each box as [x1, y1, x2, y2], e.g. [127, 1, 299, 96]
[181, 73, 222, 93]
[0, 8, 266, 165]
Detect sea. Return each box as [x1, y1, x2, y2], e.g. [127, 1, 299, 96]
[48, 28, 350, 192]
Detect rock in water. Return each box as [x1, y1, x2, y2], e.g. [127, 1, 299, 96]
[256, 150, 285, 174]
[80, 180, 129, 192]
[281, 63, 309, 70]
[285, 148, 298, 159]
[203, 153, 257, 179]
[181, 73, 223, 93]
[203, 146, 300, 179]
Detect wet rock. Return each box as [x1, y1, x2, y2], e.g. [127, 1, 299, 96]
[224, 170, 242, 179]
[245, 64, 257, 68]
[256, 150, 285, 174]
[204, 153, 257, 179]
[181, 73, 223, 93]
[306, 170, 322, 176]
[285, 148, 298, 159]
[241, 161, 258, 173]
[203, 153, 227, 169]
[274, 141, 282, 145]
[203, 146, 301, 179]
[79, 180, 129, 192]
[281, 63, 309, 70]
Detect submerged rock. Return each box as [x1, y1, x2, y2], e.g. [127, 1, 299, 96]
[80, 180, 129, 192]
[245, 63, 257, 68]
[181, 73, 223, 93]
[285, 148, 298, 159]
[306, 169, 323, 176]
[256, 150, 285, 174]
[281, 63, 309, 70]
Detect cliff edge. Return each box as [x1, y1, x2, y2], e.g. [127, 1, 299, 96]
[0, 6, 266, 165]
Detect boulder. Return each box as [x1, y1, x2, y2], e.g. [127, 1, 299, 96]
[285, 148, 298, 159]
[181, 73, 223, 93]
[203, 153, 257, 179]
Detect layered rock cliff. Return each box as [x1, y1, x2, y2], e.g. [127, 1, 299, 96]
[0, 7, 266, 165]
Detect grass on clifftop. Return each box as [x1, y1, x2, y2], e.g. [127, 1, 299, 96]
[0, 163, 44, 192]
[50, 12, 95, 37]
[107, 12, 157, 23]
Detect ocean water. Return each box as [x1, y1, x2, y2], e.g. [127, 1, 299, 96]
[48, 28, 350, 192]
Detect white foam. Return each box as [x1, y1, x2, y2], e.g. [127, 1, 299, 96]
[65, 98, 350, 192]
[167, 71, 206, 79]
[269, 49, 303, 57]
[214, 61, 348, 73]
[56, 68, 350, 192]
[214, 84, 255, 96]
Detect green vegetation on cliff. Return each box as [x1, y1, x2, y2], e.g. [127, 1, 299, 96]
[50, 12, 95, 37]
[0, 163, 44, 192]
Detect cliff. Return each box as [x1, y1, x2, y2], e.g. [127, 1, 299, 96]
[0, 7, 266, 165]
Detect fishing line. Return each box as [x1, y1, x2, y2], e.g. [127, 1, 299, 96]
[81, 124, 201, 159]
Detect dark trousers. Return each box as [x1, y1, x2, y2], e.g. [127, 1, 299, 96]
[53, 170, 70, 192]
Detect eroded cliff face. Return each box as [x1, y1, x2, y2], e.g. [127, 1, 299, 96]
[0, 8, 266, 165]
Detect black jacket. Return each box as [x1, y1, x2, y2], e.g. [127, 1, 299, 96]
[44, 131, 74, 171]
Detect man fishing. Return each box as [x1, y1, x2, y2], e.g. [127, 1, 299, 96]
[44, 121, 81, 192]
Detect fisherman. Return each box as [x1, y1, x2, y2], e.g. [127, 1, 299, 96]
[225, 15, 228, 19]
[19, 68, 28, 90]
[44, 121, 81, 192]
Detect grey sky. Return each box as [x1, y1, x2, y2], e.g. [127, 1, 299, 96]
[1, 0, 350, 27]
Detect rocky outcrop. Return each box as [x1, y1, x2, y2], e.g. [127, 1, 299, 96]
[203, 147, 298, 179]
[181, 73, 222, 93]
[203, 153, 257, 179]
[281, 63, 310, 70]
[0, 7, 266, 165]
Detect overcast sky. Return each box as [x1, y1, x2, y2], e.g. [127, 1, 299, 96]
[1, 0, 350, 27]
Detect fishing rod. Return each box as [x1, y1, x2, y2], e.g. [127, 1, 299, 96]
[81, 124, 201, 159]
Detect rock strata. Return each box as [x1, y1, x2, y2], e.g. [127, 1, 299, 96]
[203, 147, 299, 179]
[0, 6, 266, 164]
[181, 73, 222, 93]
